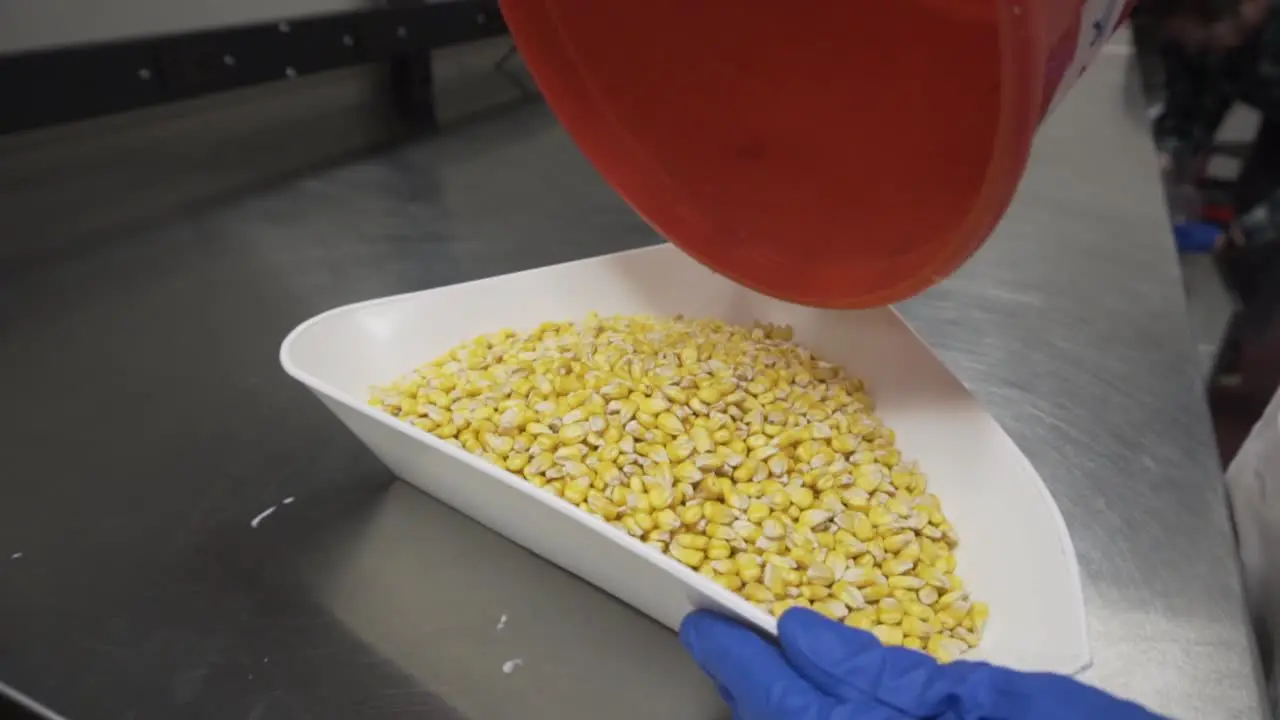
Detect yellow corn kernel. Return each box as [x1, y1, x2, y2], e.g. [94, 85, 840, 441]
[703, 501, 736, 525]
[881, 557, 915, 576]
[897, 540, 921, 564]
[938, 554, 959, 574]
[674, 533, 709, 550]
[637, 396, 670, 415]
[715, 574, 744, 592]
[969, 601, 989, 633]
[900, 615, 933, 638]
[372, 314, 983, 658]
[831, 434, 858, 453]
[852, 514, 876, 542]
[877, 598, 904, 625]
[799, 584, 831, 601]
[861, 583, 890, 602]
[707, 539, 733, 560]
[655, 509, 681, 532]
[762, 563, 788, 597]
[888, 575, 925, 590]
[690, 426, 714, 453]
[678, 503, 704, 526]
[670, 546, 705, 567]
[797, 508, 834, 529]
[806, 563, 836, 586]
[504, 452, 531, 472]
[586, 492, 621, 520]
[905, 601, 935, 621]
[953, 627, 980, 647]
[706, 523, 736, 541]
[844, 608, 877, 630]
[770, 599, 801, 617]
[656, 411, 684, 435]
[742, 582, 775, 603]
[733, 520, 762, 543]
[871, 625, 905, 647]
[634, 512, 657, 533]
[883, 531, 914, 553]
[812, 598, 850, 620]
[831, 582, 866, 609]
[563, 482, 589, 505]
[927, 636, 968, 663]
[868, 507, 896, 527]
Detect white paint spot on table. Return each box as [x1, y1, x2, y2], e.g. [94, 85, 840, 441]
[496, 614, 508, 631]
[283, 497, 295, 505]
[10, 552, 22, 560]
[250, 506, 277, 528]
[502, 659, 523, 674]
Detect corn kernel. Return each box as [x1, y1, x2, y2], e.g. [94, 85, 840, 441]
[969, 601, 989, 633]
[812, 598, 850, 620]
[707, 539, 733, 560]
[877, 598, 904, 625]
[674, 533, 709, 550]
[742, 583, 774, 603]
[372, 314, 983, 658]
[888, 575, 926, 590]
[703, 501, 736, 525]
[838, 609, 872, 631]
[900, 615, 933, 638]
[678, 504, 704, 526]
[670, 546, 705, 567]
[709, 574, 741, 592]
[871, 625, 905, 646]
[862, 583, 890, 602]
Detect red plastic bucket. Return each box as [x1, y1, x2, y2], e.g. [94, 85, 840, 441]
[502, 0, 1135, 307]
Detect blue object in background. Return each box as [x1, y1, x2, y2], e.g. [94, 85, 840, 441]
[679, 609, 1164, 720]
[1174, 221, 1223, 254]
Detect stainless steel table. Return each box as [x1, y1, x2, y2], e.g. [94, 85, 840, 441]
[0, 46, 1266, 720]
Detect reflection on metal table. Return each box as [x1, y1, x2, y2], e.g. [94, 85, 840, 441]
[0, 45, 1266, 720]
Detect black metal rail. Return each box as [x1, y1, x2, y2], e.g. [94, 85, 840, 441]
[0, 1, 507, 136]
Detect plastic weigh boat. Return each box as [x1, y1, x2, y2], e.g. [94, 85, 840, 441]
[280, 245, 1090, 674]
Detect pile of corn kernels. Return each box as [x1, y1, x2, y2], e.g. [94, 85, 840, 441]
[371, 313, 987, 661]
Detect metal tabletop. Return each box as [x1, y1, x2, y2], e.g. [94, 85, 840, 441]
[0, 46, 1266, 720]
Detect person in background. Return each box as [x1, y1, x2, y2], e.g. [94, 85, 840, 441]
[1155, 0, 1280, 224]
[1152, 0, 1280, 386]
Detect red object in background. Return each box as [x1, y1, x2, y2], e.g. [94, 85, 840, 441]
[1203, 204, 1237, 225]
[501, 0, 1125, 308]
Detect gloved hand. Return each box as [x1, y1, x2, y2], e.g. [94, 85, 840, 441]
[680, 608, 1164, 720]
[1173, 221, 1225, 254]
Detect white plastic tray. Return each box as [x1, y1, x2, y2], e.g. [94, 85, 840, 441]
[280, 244, 1089, 674]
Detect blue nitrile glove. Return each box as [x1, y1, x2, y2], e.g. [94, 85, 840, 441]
[680, 609, 1164, 720]
[1173, 221, 1223, 254]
